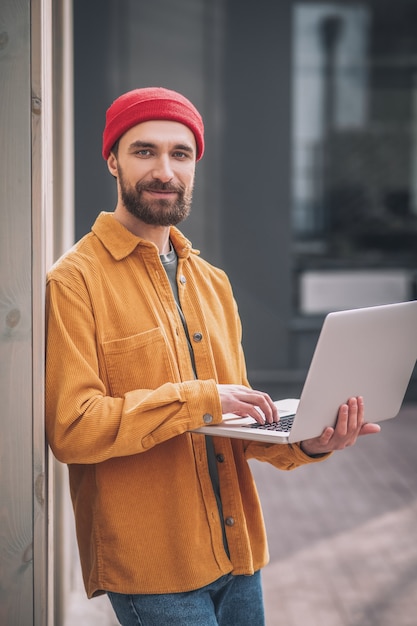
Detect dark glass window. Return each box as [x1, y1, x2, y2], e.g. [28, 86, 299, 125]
[291, 1, 417, 314]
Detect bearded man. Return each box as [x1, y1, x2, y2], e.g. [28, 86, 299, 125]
[45, 87, 379, 626]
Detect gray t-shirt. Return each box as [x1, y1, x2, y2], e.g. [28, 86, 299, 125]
[160, 245, 229, 555]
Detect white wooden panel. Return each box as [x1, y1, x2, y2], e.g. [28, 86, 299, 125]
[31, 0, 54, 624]
[0, 0, 34, 624]
[0, 0, 53, 623]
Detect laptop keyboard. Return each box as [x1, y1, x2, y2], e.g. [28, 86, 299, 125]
[249, 414, 295, 433]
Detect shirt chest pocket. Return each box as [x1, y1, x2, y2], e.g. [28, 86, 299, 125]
[102, 328, 176, 397]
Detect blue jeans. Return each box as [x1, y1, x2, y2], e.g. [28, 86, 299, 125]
[107, 571, 265, 626]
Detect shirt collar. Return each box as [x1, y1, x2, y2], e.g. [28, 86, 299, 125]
[92, 212, 199, 261]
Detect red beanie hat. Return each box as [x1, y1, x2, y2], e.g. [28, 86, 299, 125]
[102, 87, 204, 161]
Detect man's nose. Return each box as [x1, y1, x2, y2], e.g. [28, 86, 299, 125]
[152, 155, 174, 182]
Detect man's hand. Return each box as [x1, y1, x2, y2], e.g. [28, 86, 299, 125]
[216, 384, 279, 424]
[300, 396, 381, 457]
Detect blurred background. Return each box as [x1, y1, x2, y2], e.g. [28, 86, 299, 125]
[67, 1, 417, 623]
[73, 0, 417, 400]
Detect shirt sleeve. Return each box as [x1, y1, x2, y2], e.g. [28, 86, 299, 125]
[243, 440, 332, 470]
[45, 277, 222, 464]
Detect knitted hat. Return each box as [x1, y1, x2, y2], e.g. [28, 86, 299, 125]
[102, 87, 204, 161]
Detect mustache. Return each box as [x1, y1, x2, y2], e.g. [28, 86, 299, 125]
[136, 180, 185, 194]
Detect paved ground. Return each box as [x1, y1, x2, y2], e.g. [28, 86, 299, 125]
[65, 404, 417, 625]
[252, 403, 417, 626]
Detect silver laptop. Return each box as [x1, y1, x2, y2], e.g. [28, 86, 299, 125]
[194, 301, 417, 444]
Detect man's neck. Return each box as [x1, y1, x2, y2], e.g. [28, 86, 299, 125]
[113, 206, 171, 254]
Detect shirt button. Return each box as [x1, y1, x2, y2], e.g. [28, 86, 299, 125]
[225, 517, 235, 527]
[203, 413, 213, 424]
[216, 454, 225, 463]
[179, 275, 186, 284]
[193, 332, 203, 342]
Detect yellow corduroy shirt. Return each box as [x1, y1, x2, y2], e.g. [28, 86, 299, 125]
[45, 212, 328, 598]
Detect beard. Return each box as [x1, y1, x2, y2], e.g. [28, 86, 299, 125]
[117, 166, 193, 227]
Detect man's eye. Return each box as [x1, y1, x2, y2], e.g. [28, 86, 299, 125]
[173, 151, 187, 159]
[135, 149, 151, 157]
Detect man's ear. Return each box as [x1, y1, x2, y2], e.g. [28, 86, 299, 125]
[107, 153, 118, 178]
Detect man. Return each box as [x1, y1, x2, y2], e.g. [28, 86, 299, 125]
[45, 87, 380, 626]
